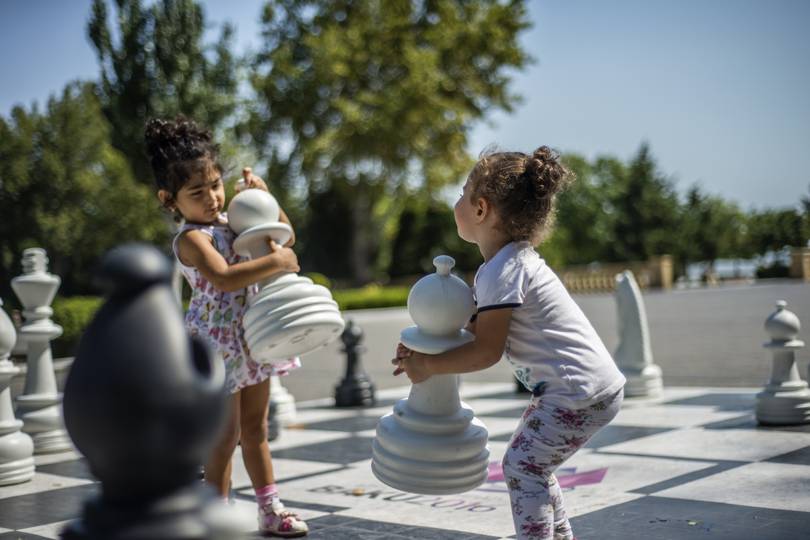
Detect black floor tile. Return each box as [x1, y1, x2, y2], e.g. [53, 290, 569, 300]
[0, 533, 54, 539]
[629, 462, 745, 495]
[271, 436, 374, 464]
[663, 393, 756, 411]
[702, 413, 810, 433]
[584, 425, 673, 448]
[478, 406, 525, 419]
[301, 415, 383, 432]
[35, 458, 96, 481]
[765, 445, 810, 465]
[570, 495, 810, 540]
[0, 483, 98, 530]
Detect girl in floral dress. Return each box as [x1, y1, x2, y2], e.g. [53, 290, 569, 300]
[394, 147, 626, 540]
[146, 117, 308, 537]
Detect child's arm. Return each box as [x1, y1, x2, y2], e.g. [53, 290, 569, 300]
[177, 230, 299, 293]
[242, 167, 296, 247]
[394, 308, 512, 383]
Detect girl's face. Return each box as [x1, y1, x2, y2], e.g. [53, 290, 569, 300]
[172, 165, 226, 224]
[453, 179, 478, 243]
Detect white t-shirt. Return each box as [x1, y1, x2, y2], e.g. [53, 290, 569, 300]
[474, 241, 625, 407]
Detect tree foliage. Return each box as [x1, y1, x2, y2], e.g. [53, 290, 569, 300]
[88, 0, 239, 183]
[0, 83, 168, 298]
[677, 186, 749, 273]
[248, 0, 532, 282]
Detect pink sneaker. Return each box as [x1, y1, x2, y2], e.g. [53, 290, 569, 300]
[258, 501, 308, 537]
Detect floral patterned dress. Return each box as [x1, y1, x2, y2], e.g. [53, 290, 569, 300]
[173, 214, 300, 394]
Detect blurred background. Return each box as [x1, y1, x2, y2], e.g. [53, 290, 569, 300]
[1, 0, 809, 357]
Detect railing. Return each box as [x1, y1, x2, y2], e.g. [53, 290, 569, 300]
[559, 255, 673, 293]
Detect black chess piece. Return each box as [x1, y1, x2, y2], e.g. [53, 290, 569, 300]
[334, 319, 376, 407]
[60, 244, 236, 539]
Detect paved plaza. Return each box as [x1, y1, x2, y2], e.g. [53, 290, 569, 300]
[1, 383, 809, 539]
[1, 280, 809, 538]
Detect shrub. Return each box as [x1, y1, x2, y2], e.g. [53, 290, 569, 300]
[42, 286, 410, 357]
[331, 285, 410, 311]
[52, 296, 103, 357]
[756, 262, 790, 279]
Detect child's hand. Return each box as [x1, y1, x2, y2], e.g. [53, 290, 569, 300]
[268, 240, 300, 273]
[391, 344, 432, 383]
[242, 167, 270, 192]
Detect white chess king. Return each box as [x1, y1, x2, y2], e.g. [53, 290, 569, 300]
[371, 255, 490, 494]
[227, 189, 345, 362]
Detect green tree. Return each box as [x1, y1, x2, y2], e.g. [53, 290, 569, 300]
[607, 143, 680, 262]
[249, 0, 531, 283]
[0, 82, 168, 297]
[545, 154, 623, 266]
[388, 194, 479, 278]
[747, 208, 805, 254]
[88, 0, 239, 183]
[678, 186, 748, 276]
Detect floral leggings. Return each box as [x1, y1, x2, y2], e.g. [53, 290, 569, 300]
[503, 389, 623, 540]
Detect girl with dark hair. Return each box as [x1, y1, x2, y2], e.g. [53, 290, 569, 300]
[145, 116, 308, 537]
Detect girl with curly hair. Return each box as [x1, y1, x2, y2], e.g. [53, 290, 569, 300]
[394, 147, 626, 540]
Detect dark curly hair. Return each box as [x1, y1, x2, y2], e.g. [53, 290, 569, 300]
[467, 146, 573, 244]
[144, 116, 223, 211]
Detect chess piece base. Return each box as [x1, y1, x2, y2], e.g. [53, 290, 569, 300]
[756, 385, 810, 425]
[622, 364, 663, 398]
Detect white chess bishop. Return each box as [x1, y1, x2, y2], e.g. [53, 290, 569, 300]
[372, 255, 490, 495]
[227, 189, 345, 362]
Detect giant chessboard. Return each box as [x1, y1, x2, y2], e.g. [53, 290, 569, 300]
[1, 383, 809, 539]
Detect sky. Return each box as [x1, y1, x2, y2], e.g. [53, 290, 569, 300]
[1, 0, 809, 210]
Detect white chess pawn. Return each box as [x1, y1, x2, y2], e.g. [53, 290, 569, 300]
[372, 255, 489, 494]
[0, 299, 35, 485]
[756, 300, 810, 425]
[227, 189, 345, 362]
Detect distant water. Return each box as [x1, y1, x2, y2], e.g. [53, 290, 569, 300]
[685, 249, 791, 281]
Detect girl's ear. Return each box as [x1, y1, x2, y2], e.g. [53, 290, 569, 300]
[157, 189, 173, 208]
[474, 197, 491, 224]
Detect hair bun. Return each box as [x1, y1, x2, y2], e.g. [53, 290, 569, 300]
[144, 116, 213, 165]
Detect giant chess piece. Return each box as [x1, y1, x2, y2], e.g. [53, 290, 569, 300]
[0, 300, 35, 485]
[269, 374, 297, 427]
[11, 248, 71, 453]
[614, 270, 663, 397]
[372, 255, 489, 494]
[755, 300, 810, 425]
[335, 319, 376, 407]
[60, 243, 248, 540]
[227, 189, 345, 361]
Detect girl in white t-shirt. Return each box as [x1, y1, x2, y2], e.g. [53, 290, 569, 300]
[394, 146, 625, 540]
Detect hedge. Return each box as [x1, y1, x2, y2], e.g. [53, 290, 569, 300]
[22, 285, 410, 357]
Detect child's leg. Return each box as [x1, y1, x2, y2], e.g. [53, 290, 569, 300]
[239, 378, 275, 487]
[205, 391, 241, 497]
[240, 378, 308, 537]
[503, 391, 622, 540]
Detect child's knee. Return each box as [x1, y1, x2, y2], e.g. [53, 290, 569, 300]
[215, 422, 241, 452]
[239, 420, 268, 446]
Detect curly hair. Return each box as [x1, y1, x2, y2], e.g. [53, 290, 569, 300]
[467, 146, 573, 244]
[144, 116, 223, 208]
